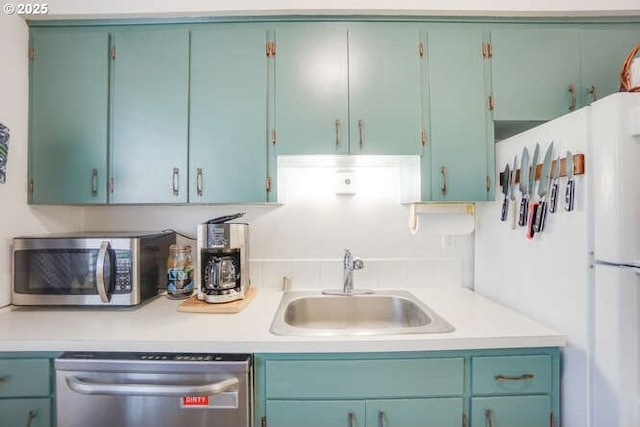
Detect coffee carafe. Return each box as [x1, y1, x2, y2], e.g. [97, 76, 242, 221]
[196, 219, 250, 303]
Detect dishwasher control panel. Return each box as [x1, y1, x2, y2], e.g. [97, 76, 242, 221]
[58, 352, 251, 363]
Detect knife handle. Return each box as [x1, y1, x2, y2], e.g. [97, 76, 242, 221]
[518, 197, 529, 227]
[534, 201, 548, 232]
[549, 182, 559, 213]
[510, 200, 518, 230]
[527, 202, 538, 240]
[501, 197, 509, 222]
[564, 179, 575, 212]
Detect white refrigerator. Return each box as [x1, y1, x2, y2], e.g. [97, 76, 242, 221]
[475, 92, 640, 427]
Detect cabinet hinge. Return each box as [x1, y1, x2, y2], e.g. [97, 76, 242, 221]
[28, 179, 34, 195]
[266, 176, 272, 192]
[271, 129, 277, 145]
[482, 42, 492, 58]
[29, 47, 35, 60]
[261, 416, 267, 427]
[419, 42, 424, 58]
[487, 95, 495, 111]
[109, 177, 114, 193]
[486, 175, 491, 191]
[421, 128, 427, 146]
[110, 46, 116, 60]
[266, 41, 276, 57]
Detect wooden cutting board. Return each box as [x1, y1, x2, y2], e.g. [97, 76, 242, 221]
[178, 287, 258, 313]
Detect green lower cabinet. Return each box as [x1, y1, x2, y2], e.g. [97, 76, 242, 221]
[0, 399, 51, 427]
[471, 396, 552, 427]
[267, 400, 365, 427]
[366, 398, 463, 427]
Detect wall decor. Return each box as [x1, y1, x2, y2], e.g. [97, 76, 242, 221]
[0, 123, 9, 183]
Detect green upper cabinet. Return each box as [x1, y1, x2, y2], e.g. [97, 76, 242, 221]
[273, 23, 349, 155]
[424, 28, 492, 201]
[580, 27, 640, 106]
[348, 24, 424, 155]
[189, 25, 268, 203]
[273, 23, 424, 155]
[110, 28, 189, 203]
[491, 28, 581, 122]
[29, 30, 109, 204]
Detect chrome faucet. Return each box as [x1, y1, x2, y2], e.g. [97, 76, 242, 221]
[342, 249, 363, 293]
[323, 249, 372, 296]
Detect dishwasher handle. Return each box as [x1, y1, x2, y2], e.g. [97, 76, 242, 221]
[65, 376, 239, 397]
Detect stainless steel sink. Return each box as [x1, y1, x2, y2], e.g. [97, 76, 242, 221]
[270, 290, 454, 336]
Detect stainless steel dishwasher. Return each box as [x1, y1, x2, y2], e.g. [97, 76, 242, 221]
[55, 352, 252, 427]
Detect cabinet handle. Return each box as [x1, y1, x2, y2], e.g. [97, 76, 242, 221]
[568, 84, 577, 111]
[335, 119, 340, 149]
[358, 119, 364, 150]
[440, 166, 447, 196]
[589, 85, 597, 103]
[0, 375, 8, 384]
[172, 167, 179, 196]
[26, 410, 36, 427]
[494, 373, 534, 381]
[196, 167, 203, 197]
[348, 412, 355, 427]
[485, 409, 493, 427]
[377, 410, 385, 427]
[91, 169, 98, 197]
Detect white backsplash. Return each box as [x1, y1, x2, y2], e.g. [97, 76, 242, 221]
[83, 160, 474, 290]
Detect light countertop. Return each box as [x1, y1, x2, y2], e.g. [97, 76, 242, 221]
[0, 287, 566, 353]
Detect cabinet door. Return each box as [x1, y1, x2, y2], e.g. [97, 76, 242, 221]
[348, 24, 424, 155]
[581, 28, 640, 106]
[274, 23, 349, 155]
[426, 28, 491, 201]
[267, 400, 365, 427]
[366, 398, 462, 427]
[29, 30, 109, 204]
[0, 399, 51, 427]
[111, 28, 189, 203]
[471, 396, 551, 427]
[189, 26, 268, 203]
[491, 28, 581, 121]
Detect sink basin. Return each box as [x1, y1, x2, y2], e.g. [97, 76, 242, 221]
[270, 290, 454, 336]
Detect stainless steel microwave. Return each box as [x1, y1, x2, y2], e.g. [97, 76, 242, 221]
[12, 231, 175, 307]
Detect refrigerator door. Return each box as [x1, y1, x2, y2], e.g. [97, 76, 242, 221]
[590, 93, 640, 267]
[593, 264, 640, 427]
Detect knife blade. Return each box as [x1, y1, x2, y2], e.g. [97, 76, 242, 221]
[533, 142, 554, 233]
[518, 147, 530, 227]
[565, 151, 575, 212]
[525, 143, 540, 235]
[548, 155, 561, 213]
[509, 155, 518, 229]
[500, 164, 510, 221]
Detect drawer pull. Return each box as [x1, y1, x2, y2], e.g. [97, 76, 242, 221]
[348, 412, 355, 427]
[27, 410, 37, 427]
[378, 410, 385, 427]
[0, 375, 8, 384]
[485, 409, 493, 427]
[494, 373, 534, 381]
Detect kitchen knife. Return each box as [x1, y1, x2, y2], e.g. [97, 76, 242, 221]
[548, 155, 561, 213]
[509, 155, 518, 229]
[533, 142, 554, 233]
[518, 147, 530, 227]
[565, 151, 575, 211]
[525, 143, 540, 234]
[500, 164, 510, 222]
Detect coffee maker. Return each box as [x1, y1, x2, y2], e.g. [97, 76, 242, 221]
[196, 220, 250, 304]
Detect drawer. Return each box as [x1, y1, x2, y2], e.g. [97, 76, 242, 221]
[0, 359, 51, 397]
[471, 355, 552, 395]
[0, 398, 52, 427]
[265, 358, 464, 399]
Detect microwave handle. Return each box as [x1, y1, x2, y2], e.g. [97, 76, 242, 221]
[96, 241, 111, 303]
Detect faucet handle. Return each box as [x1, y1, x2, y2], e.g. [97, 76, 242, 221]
[352, 258, 364, 270]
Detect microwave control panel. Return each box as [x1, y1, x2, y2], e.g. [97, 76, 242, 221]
[114, 250, 132, 293]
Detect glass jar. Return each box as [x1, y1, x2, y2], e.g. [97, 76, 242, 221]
[166, 244, 194, 298]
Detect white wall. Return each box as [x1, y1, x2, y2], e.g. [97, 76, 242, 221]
[25, 0, 640, 18]
[0, 13, 85, 307]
